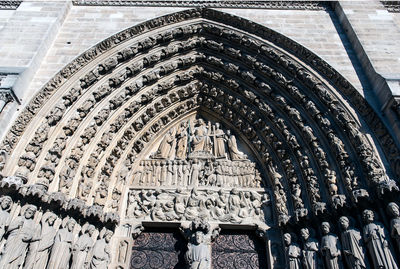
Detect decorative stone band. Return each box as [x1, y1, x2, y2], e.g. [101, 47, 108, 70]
[71, 0, 329, 10]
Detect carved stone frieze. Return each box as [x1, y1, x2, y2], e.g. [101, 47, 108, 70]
[126, 187, 270, 224]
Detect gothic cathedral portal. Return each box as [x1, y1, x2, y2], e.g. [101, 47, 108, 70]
[0, 6, 400, 269]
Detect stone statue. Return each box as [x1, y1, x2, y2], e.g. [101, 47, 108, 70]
[185, 230, 211, 269]
[226, 130, 245, 160]
[284, 233, 301, 269]
[0, 204, 40, 269]
[300, 227, 319, 269]
[90, 230, 113, 269]
[176, 121, 188, 159]
[387, 202, 400, 252]
[213, 123, 227, 158]
[191, 119, 211, 153]
[25, 212, 58, 269]
[0, 196, 12, 241]
[153, 128, 176, 159]
[48, 218, 76, 269]
[71, 224, 96, 269]
[189, 159, 202, 186]
[338, 216, 366, 269]
[320, 222, 342, 269]
[362, 209, 398, 269]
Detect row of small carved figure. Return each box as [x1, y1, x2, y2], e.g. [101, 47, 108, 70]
[0, 196, 113, 269]
[136, 159, 260, 188]
[126, 188, 270, 223]
[284, 204, 400, 269]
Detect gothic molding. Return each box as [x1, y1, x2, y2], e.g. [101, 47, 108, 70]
[71, 0, 329, 10]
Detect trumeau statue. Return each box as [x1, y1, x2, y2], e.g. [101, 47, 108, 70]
[71, 224, 96, 269]
[184, 220, 213, 269]
[301, 227, 319, 269]
[387, 202, 400, 252]
[0, 196, 12, 241]
[362, 209, 398, 269]
[48, 218, 76, 269]
[24, 212, 58, 269]
[338, 216, 366, 269]
[320, 222, 342, 269]
[0, 205, 40, 269]
[90, 230, 113, 269]
[284, 233, 301, 269]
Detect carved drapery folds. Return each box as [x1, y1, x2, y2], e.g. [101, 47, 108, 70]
[0, 195, 114, 269]
[0, 7, 399, 269]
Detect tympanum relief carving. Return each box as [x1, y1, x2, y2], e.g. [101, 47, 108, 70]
[125, 116, 270, 225]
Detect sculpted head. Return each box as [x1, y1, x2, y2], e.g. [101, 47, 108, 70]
[300, 228, 309, 241]
[87, 224, 96, 236]
[321, 222, 330, 235]
[194, 231, 204, 245]
[388, 202, 400, 217]
[0, 196, 12, 210]
[363, 209, 374, 223]
[104, 230, 113, 243]
[283, 233, 292, 246]
[24, 205, 37, 219]
[66, 219, 76, 232]
[339, 216, 350, 230]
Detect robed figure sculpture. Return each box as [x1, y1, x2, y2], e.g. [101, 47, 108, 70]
[362, 209, 398, 269]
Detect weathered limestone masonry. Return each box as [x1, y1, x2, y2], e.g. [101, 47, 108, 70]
[0, 1, 399, 268]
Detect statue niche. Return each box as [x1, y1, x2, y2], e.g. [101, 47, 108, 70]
[135, 116, 262, 189]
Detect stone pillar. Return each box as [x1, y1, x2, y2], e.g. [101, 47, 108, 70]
[334, 0, 400, 147]
[0, 0, 71, 140]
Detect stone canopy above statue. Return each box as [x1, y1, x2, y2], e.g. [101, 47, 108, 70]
[134, 116, 264, 189]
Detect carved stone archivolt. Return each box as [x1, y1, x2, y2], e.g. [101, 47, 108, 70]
[0, 7, 399, 269]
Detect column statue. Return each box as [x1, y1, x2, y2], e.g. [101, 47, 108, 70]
[0, 204, 40, 269]
[320, 222, 342, 269]
[387, 202, 400, 252]
[300, 227, 319, 269]
[184, 220, 212, 269]
[284, 233, 301, 269]
[71, 224, 96, 269]
[362, 209, 398, 269]
[0, 196, 12, 241]
[25, 212, 58, 269]
[90, 230, 113, 269]
[338, 216, 366, 269]
[48, 218, 76, 269]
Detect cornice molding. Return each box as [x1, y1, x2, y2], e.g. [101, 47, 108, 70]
[72, 0, 329, 10]
[381, 1, 400, 12]
[0, 0, 22, 10]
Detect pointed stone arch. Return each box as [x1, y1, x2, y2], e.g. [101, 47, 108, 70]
[0, 8, 399, 268]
